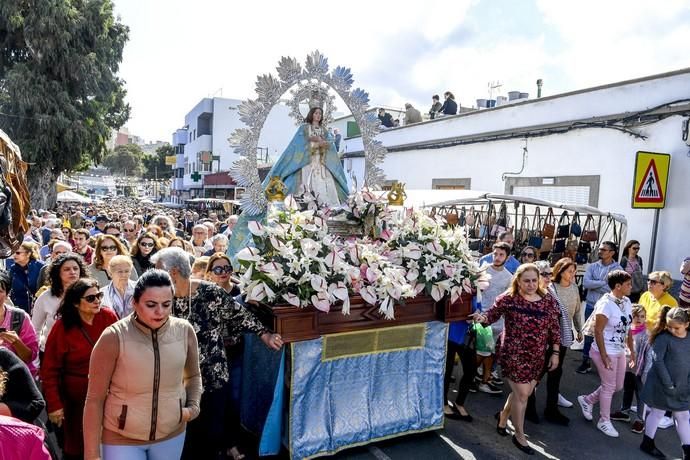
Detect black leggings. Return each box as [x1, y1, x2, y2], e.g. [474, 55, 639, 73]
[443, 341, 477, 407]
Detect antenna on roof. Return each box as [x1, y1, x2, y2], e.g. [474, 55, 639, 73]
[488, 81, 503, 99]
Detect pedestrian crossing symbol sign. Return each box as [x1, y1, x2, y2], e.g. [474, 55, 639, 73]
[632, 151, 670, 208]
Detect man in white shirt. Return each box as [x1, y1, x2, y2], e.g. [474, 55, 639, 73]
[477, 242, 513, 394]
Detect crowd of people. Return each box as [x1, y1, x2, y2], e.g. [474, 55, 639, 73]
[446, 231, 690, 458]
[0, 199, 689, 459]
[0, 200, 281, 460]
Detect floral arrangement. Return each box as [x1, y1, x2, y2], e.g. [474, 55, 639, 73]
[236, 191, 486, 319]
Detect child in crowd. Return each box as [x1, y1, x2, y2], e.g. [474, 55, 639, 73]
[639, 306, 690, 459]
[616, 305, 647, 433]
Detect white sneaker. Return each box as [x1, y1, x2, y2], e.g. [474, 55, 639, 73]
[558, 393, 573, 408]
[578, 395, 593, 421]
[658, 416, 674, 429]
[597, 420, 620, 437]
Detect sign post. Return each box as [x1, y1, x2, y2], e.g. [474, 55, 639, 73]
[631, 151, 671, 272]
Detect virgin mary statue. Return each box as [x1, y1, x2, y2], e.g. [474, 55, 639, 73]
[263, 106, 349, 206]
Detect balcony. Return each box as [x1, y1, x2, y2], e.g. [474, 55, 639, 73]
[173, 129, 188, 146]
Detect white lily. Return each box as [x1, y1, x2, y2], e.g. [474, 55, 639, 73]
[247, 221, 266, 237]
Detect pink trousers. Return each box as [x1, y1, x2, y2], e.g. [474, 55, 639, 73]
[584, 350, 626, 422]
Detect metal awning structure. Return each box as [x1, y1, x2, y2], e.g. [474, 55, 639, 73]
[425, 192, 626, 224]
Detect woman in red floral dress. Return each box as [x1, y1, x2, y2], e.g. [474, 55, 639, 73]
[474, 263, 561, 455]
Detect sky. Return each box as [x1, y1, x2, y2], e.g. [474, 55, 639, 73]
[112, 0, 690, 143]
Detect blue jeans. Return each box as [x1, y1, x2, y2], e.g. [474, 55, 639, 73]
[102, 431, 185, 460]
[582, 302, 594, 361]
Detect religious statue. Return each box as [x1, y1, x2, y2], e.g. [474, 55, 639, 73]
[262, 105, 349, 207]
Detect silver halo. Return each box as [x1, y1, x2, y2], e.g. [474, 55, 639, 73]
[228, 50, 387, 216]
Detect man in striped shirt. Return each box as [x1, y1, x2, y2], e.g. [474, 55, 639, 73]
[576, 241, 622, 374]
[679, 257, 690, 309]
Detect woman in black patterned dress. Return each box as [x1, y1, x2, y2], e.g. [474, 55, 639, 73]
[151, 247, 284, 460]
[473, 263, 561, 455]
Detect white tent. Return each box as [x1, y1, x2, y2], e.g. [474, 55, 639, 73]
[57, 191, 92, 203]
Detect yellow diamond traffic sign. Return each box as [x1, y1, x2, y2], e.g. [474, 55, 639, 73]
[632, 151, 670, 209]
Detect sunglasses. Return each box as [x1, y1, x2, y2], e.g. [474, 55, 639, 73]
[211, 265, 233, 275]
[632, 247, 640, 250]
[101, 245, 118, 252]
[124, 228, 136, 232]
[540, 272, 553, 277]
[139, 242, 155, 248]
[82, 292, 104, 303]
[648, 279, 662, 285]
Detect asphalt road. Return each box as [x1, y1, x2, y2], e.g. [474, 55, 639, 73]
[324, 350, 684, 460]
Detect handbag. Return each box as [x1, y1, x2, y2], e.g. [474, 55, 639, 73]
[465, 206, 476, 227]
[570, 212, 582, 237]
[542, 207, 555, 239]
[553, 238, 566, 253]
[540, 236, 553, 253]
[556, 211, 570, 239]
[576, 252, 589, 265]
[517, 205, 530, 244]
[468, 212, 481, 239]
[578, 240, 592, 254]
[581, 215, 598, 242]
[528, 207, 543, 249]
[491, 202, 508, 237]
[549, 252, 564, 266]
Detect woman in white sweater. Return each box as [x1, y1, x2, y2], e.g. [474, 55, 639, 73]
[31, 254, 88, 356]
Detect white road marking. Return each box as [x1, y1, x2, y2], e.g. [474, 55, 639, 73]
[368, 445, 393, 460]
[437, 433, 477, 459]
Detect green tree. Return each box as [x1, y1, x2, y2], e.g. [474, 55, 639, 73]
[102, 144, 144, 176]
[0, 0, 130, 209]
[142, 144, 175, 180]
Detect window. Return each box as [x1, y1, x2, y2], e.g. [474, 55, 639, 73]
[504, 175, 600, 207]
[432, 178, 471, 190]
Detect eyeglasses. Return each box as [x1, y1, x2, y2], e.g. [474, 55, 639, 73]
[139, 242, 155, 248]
[540, 272, 553, 277]
[521, 253, 535, 258]
[124, 228, 136, 232]
[211, 265, 232, 275]
[82, 292, 104, 303]
[100, 245, 117, 252]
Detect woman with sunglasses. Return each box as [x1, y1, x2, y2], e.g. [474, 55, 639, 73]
[519, 246, 538, 265]
[204, 253, 239, 296]
[41, 278, 117, 460]
[525, 261, 575, 426]
[61, 226, 75, 248]
[88, 235, 137, 288]
[204, 253, 246, 460]
[621, 240, 645, 303]
[640, 271, 678, 331]
[131, 232, 161, 277]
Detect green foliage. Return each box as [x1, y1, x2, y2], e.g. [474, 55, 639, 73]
[142, 144, 175, 180]
[0, 0, 130, 206]
[102, 144, 144, 176]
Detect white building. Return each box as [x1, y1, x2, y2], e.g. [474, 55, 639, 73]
[342, 68, 690, 275]
[170, 97, 296, 202]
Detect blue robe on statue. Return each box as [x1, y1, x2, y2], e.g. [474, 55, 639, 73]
[263, 124, 349, 202]
[228, 124, 349, 265]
